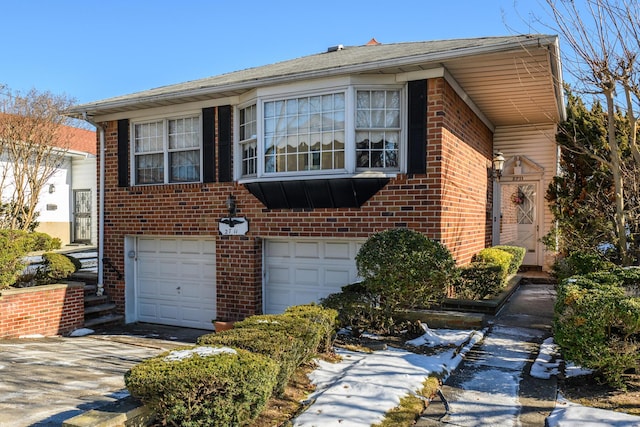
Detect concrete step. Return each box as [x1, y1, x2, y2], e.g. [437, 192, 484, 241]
[84, 313, 125, 328]
[84, 302, 116, 316]
[84, 294, 108, 307]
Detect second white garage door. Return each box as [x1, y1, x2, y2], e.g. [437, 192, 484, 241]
[264, 239, 362, 314]
[136, 237, 216, 330]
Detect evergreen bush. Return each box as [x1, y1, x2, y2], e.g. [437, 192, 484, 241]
[125, 346, 278, 427]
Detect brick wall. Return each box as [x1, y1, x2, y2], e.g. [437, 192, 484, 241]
[97, 77, 494, 319]
[0, 282, 85, 338]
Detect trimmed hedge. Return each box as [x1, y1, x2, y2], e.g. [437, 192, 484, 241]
[125, 346, 278, 427]
[453, 262, 504, 300]
[0, 230, 31, 289]
[40, 252, 77, 282]
[492, 245, 526, 276]
[284, 303, 338, 353]
[555, 273, 640, 387]
[198, 328, 305, 395]
[473, 248, 513, 283]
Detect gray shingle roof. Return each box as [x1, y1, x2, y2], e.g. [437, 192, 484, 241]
[70, 35, 555, 116]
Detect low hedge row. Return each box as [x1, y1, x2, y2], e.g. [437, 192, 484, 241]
[452, 245, 525, 300]
[125, 304, 338, 426]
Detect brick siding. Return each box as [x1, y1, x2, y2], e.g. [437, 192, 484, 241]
[98, 77, 494, 320]
[0, 282, 85, 338]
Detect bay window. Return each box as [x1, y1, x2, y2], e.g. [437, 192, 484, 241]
[133, 115, 201, 184]
[239, 84, 404, 179]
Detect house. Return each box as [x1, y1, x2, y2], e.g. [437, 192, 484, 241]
[68, 35, 565, 330]
[0, 124, 97, 246]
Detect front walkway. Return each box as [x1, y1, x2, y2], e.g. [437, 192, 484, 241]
[418, 282, 557, 426]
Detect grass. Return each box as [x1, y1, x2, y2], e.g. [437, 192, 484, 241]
[372, 376, 441, 427]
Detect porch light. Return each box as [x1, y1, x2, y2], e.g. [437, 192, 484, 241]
[490, 152, 505, 180]
[226, 194, 237, 217]
[48, 184, 55, 193]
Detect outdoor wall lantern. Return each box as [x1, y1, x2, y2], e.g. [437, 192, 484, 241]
[489, 151, 506, 180]
[48, 184, 55, 193]
[226, 194, 237, 217]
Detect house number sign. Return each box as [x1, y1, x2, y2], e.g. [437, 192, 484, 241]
[218, 217, 249, 235]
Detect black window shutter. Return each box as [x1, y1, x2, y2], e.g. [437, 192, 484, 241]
[202, 107, 216, 183]
[407, 80, 427, 175]
[218, 105, 232, 182]
[117, 119, 129, 187]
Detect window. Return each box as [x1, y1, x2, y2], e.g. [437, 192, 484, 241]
[133, 116, 201, 184]
[239, 105, 257, 176]
[238, 85, 403, 179]
[355, 89, 400, 169]
[263, 92, 345, 173]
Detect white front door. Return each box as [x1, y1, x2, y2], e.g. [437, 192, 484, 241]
[264, 239, 362, 314]
[498, 182, 539, 266]
[135, 237, 216, 329]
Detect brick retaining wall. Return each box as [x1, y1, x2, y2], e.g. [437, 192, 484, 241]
[0, 282, 85, 338]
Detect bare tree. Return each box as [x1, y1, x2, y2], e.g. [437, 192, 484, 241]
[0, 87, 76, 231]
[543, 0, 640, 265]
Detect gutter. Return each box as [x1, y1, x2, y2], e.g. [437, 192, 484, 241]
[81, 113, 105, 297]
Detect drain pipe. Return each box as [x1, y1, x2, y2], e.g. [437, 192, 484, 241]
[82, 112, 105, 297]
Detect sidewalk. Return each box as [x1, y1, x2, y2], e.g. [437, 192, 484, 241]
[417, 281, 557, 426]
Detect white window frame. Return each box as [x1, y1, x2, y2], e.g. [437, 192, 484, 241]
[131, 113, 203, 185]
[236, 83, 406, 182]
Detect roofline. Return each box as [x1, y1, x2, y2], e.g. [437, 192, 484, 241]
[68, 35, 561, 118]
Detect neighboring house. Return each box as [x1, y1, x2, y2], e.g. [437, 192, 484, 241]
[0, 125, 97, 246]
[68, 35, 565, 330]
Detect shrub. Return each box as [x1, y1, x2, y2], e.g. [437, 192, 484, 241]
[552, 250, 616, 281]
[452, 262, 504, 300]
[492, 245, 526, 276]
[473, 248, 513, 283]
[38, 252, 77, 282]
[198, 328, 305, 395]
[284, 303, 338, 353]
[554, 273, 640, 387]
[25, 232, 62, 252]
[321, 282, 384, 335]
[233, 314, 324, 364]
[355, 228, 457, 329]
[125, 346, 278, 427]
[0, 230, 31, 289]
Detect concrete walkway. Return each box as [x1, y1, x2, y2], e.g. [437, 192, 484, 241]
[0, 325, 205, 427]
[418, 281, 557, 427]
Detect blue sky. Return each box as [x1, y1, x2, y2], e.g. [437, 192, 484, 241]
[1, 0, 550, 105]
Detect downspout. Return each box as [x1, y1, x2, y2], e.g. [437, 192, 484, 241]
[82, 113, 105, 297]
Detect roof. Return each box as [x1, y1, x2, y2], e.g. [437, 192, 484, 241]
[69, 35, 565, 127]
[55, 125, 96, 155]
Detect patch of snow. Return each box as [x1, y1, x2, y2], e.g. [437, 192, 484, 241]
[530, 337, 560, 379]
[69, 328, 94, 337]
[547, 394, 640, 426]
[294, 328, 481, 427]
[565, 362, 594, 378]
[406, 323, 477, 348]
[164, 346, 236, 362]
[19, 334, 45, 339]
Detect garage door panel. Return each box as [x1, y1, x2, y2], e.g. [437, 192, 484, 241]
[294, 242, 320, 258]
[324, 242, 351, 259]
[136, 237, 216, 329]
[265, 239, 361, 314]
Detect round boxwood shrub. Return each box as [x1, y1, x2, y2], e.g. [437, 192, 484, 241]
[125, 346, 278, 427]
[284, 303, 338, 353]
[39, 252, 77, 282]
[0, 230, 31, 289]
[355, 228, 457, 324]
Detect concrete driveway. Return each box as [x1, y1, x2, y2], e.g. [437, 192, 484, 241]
[0, 324, 207, 427]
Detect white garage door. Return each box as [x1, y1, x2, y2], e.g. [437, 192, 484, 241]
[264, 239, 361, 314]
[136, 237, 216, 330]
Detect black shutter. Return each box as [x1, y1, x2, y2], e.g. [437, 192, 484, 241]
[202, 107, 215, 183]
[218, 105, 232, 182]
[117, 119, 129, 187]
[407, 80, 427, 175]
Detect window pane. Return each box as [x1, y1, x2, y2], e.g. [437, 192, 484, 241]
[355, 89, 401, 171]
[169, 117, 199, 149]
[134, 121, 163, 153]
[170, 150, 200, 182]
[135, 153, 163, 184]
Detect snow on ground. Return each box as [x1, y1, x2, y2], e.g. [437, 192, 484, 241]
[547, 394, 640, 427]
[293, 328, 483, 427]
[294, 330, 639, 427]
